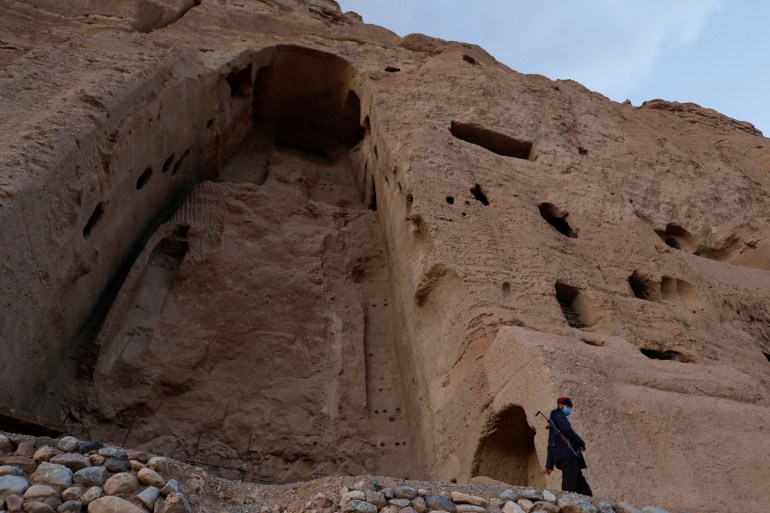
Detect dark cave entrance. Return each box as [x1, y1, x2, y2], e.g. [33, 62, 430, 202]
[472, 405, 544, 487]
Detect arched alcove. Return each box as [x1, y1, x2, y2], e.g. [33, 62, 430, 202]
[252, 46, 364, 159]
[472, 405, 544, 487]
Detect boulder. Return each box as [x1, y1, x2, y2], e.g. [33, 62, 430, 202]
[612, 503, 642, 513]
[23, 484, 61, 509]
[343, 500, 377, 513]
[22, 502, 56, 513]
[48, 454, 89, 472]
[136, 467, 165, 488]
[160, 479, 181, 496]
[502, 502, 525, 513]
[455, 506, 486, 513]
[72, 467, 109, 487]
[127, 451, 149, 464]
[451, 493, 485, 507]
[97, 448, 127, 461]
[29, 463, 72, 490]
[56, 500, 82, 513]
[499, 491, 517, 503]
[80, 486, 103, 505]
[363, 490, 385, 509]
[147, 457, 168, 474]
[394, 487, 418, 500]
[353, 479, 379, 492]
[529, 502, 559, 513]
[0, 466, 24, 477]
[0, 435, 14, 453]
[6, 494, 25, 513]
[15, 442, 34, 458]
[86, 496, 145, 513]
[412, 497, 428, 513]
[103, 472, 139, 496]
[0, 475, 29, 496]
[32, 446, 58, 464]
[156, 492, 191, 513]
[340, 490, 366, 508]
[425, 496, 456, 513]
[60, 486, 84, 502]
[103, 459, 129, 474]
[76, 442, 103, 455]
[0, 457, 36, 474]
[135, 486, 160, 509]
[557, 496, 597, 513]
[55, 439, 78, 454]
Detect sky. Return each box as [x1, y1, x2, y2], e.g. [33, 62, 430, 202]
[336, 0, 770, 136]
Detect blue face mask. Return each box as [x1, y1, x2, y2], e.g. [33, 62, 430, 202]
[562, 407, 572, 416]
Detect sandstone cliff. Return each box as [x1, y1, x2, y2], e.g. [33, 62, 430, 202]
[1, 1, 769, 512]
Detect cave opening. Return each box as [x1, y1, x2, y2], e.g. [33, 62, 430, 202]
[472, 405, 544, 487]
[136, 167, 153, 190]
[555, 282, 595, 329]
[640, 348, 693, 363]
[253, 47, 364, 159]
[655, 224, 696, 252]
[470, 184, 489, 206]
[450, 121, 532, 159]
[628, 271, 659, 301]
[538, 203, 576, 238]
[226, 65, 253, 98]
[763, 352, 770, 363]
[83, 203, 105, 238]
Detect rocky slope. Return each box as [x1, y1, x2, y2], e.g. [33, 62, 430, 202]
[1, 1, 769, 512]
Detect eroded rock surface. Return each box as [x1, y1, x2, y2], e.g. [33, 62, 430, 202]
[1, 1, 770, 513]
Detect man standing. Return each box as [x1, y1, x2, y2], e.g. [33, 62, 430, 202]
[545, 397, 593, 496]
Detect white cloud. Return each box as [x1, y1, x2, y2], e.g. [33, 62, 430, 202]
[338, 0, 723, 98]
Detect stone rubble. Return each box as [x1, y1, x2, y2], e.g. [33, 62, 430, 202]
[0, 433, 192, 513]
[0, 433, 681, 513]
[311, 479, 676, 513]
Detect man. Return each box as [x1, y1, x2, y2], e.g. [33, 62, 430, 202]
[545, 397, 593, 496]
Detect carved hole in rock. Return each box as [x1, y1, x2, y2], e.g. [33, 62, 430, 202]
[226, 64, 253, 98]
[162, 154, 175, 174]
[82, 203, 104, 238]
[640, 348, 694, 363]
[384, 66, 400, 72]
[450, 121, 532, 159]
[462, 55, 477, 65]
[655, 224, 697, 252]
[172, 150, 189, 175]
[764, 352, 770, 363]
[253, 49, 365, 159]
[538, 203, 576, 238]
[136, 168, 152, 190]
[628, 271, 660, 301]
[660, 276, 700, 306]
[555, 282, 596, 329]
[502, 282, 511, 296]
[472, 405, 544, 487]
[470, 184, 489, 206]
[446, 195, 454, 205]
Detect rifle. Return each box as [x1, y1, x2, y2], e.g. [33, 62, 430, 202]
[536, 410, 582, 459]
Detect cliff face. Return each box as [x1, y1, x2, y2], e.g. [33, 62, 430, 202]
[1, 1, 769, 512]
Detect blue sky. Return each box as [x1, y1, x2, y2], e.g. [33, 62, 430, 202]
[337, 1, 770, 135]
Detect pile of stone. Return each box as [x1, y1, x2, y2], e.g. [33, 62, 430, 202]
[299, 479, 670, 513]
[0, 433, 192, 513]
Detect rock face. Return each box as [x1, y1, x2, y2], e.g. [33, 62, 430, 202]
[1, 1, 770, 513]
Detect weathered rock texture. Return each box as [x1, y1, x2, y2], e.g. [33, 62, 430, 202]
[1, 1, 770, 513]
